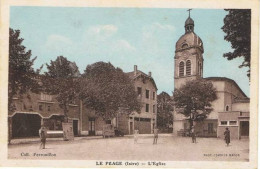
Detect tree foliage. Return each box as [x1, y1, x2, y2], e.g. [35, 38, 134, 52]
[222, 9, 251, 78]
[44, 56, 81, 118]
[173, 79, 217, 127]
[157, 92, 174, 131]
[8, 28, 42, 112]
[81, 62, 141, 120]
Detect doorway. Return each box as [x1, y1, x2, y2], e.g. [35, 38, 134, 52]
[130, 122, 133, 135]
[73, 120, 78, 136]
[240, 121, 249, 137]
[89, 118, 95, 136]
[12, 113, 41, 138]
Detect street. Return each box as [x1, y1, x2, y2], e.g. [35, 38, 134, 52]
[8, 135, 249, 161]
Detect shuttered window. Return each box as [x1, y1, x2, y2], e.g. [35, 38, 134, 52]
[179, 61, 184, 77]
[186, 60, 191, 76]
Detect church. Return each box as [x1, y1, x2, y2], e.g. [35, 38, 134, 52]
[172, 13, 250, 140]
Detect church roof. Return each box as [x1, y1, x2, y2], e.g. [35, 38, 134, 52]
[126, 70, 158, 91]
[204, 77, 248, 98]
[175, 32, 204, 53]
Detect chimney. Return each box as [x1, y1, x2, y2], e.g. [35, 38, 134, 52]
[134, 65, 137, 76]
[148, 71, 152, 77]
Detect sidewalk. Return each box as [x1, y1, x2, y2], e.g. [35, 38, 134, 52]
[10, 133, 174, 145]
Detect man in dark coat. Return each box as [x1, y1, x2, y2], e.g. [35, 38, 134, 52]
[224, 127, 230, 146]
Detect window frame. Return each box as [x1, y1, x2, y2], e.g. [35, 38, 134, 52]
[220, 121, 228, 126]
[146, 89, 150, 99]
[137, 87, 142, 96]
[153, 105, 155, 113]
[39, 104, 43, 111]
[47, 105, 51, 112]
[146, 104, 149, 113]
[229, 120, 238, 126]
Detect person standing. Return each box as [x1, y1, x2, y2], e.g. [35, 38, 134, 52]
[153, 128, 158, 144]
[224, 127, 230, 146]
[39, 125, 46, 149]
[191, 126, 196, 143]
[134, 129, 139, 144]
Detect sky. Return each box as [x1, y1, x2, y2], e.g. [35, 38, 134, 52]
[10, 7, 250, 96]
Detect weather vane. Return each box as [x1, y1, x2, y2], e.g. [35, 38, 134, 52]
[187, 9, 192, 18]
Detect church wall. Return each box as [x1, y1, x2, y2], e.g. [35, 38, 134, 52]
[207, 92, 225, 119]
[210, 80, 225, 92]
[232, 102, 250, 112]
[224, 92, 233, 111]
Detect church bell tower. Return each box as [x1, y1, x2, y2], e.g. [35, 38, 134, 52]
[174, 10, 204, 89]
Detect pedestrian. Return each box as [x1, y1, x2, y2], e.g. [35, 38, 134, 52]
[39, 125, 46, 149]
[134, 129, 139, 144]
[224, 127, 230, 146]
[191, 126, 196, 143]
[153, 128, 158, 144]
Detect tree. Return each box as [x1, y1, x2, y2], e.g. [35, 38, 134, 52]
[81, 62, 141, 120]
[173, 79, 217, 129]
[44, 56, 81, 119]
[222, 9, 251, 78]
[8, 28, 42, 112]
[157, 92, 174, 132]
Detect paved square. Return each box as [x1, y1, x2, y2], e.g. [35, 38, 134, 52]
[8, 136, 249, 161]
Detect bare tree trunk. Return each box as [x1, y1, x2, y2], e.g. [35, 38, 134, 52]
[63, 102, 68, 122]
[189, 113, 193, 130]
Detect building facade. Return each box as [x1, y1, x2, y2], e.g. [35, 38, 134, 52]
[8, 92, 80, 138]
[172, 15, 250, 139]
[8, 65, 158, 138]
[117, 65, 157, 134]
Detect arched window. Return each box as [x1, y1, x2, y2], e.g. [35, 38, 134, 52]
[186, 60, 191, 76]
[225, 105, 229, 111]
[182, 43, 188, 48]
[179, 61, 184, 77]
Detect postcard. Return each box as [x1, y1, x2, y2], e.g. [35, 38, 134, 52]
[0, 0, 258, 168]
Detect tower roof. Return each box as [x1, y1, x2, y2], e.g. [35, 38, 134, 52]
[185, 17, 194, 26]
[175, 32, 204, 53]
